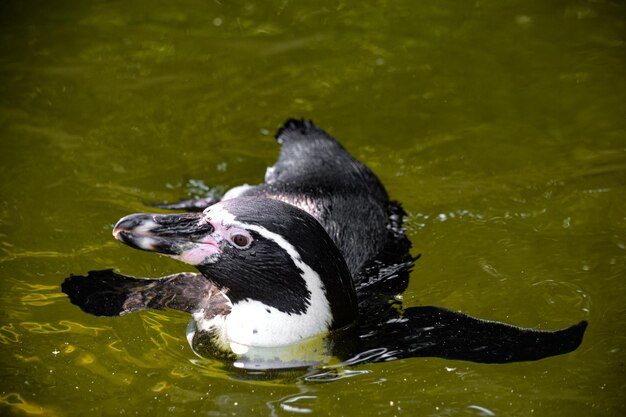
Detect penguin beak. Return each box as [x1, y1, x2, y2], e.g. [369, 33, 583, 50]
[112, 213, 221, 265]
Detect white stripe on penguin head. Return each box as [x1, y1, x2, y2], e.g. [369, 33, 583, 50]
[203, 203, 333, 347]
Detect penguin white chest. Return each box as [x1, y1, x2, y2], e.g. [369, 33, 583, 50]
[188, 261, 333, 351]
[219, 221, 334, 348]
[224, 298, 330, 348]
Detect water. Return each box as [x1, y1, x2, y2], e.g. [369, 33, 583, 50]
[1, 0, 625, 415]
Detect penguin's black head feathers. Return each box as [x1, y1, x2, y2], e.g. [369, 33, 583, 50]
[112, 197, 358, 328]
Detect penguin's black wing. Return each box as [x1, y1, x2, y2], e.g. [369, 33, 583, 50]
[353, 306, 587, 364]
[62, 269, 229, 317]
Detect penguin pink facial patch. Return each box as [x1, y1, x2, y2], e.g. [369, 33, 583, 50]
[174, 240, 221, 265]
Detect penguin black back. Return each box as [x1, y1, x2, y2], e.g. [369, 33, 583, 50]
[241, 119, 394, 277]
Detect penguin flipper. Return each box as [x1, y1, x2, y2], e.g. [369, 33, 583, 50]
[357, 306, 587, 364]
[62, 269, 228, 317]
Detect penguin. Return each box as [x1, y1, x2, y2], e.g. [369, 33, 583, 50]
[62, 119, 587, 369]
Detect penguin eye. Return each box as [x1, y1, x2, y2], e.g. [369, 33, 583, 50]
[231, 234, 250, 248]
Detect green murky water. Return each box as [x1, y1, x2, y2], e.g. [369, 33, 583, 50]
[1, 0, 625, 415]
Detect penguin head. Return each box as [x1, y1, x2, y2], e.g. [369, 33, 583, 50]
[113, 197, 358, 344]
